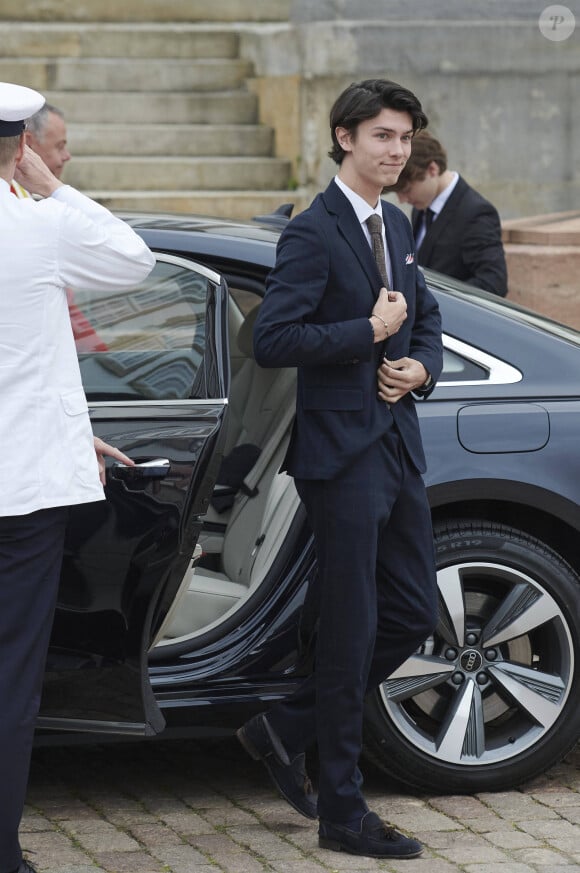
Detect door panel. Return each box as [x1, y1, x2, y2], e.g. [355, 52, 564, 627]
[38, 255, 229, 736]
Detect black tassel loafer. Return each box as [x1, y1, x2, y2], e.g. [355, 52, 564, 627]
[319, 811, 423, 859]
[237, 713, 317, 819]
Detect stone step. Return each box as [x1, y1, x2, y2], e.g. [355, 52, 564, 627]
[1, 5, 294, 225]
[43, 90, 258, 124]
[503, 210, 580, 329]
[0, 0, 290, 22]
[65, 156, 292, 191]
[0, 23, 239, 59]
[68, 124, 274, 157]
[503, 210, 580, 246]
[92, 189, 309, 221]
[1, 58, 253, 93]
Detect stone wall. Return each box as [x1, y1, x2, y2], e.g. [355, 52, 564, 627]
[290, 1, 540, 22]
[502, 212, 580, 329]
[240, 1, 580, 220]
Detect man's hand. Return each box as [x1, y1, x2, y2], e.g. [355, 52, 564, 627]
[369, 289, 407, 343]
[13, 145, 62, 198]
[93, 436, 134, 485]
[377, 357, 428, 404]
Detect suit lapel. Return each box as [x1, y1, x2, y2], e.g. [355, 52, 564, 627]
[419, 176, 467, 264]
[322, 181, 383, 300]
[382, 202, 406, 293]
[411, 207, 422, 239]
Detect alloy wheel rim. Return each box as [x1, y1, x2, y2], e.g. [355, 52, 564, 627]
[380, 561, 574, 766]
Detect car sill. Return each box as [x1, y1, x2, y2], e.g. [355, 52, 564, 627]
[36, 717, 156, 736]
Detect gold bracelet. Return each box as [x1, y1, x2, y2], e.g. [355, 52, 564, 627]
[371, 313, 389, 336]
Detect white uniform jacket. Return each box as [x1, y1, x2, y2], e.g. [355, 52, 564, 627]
[0, 178, 155, 517]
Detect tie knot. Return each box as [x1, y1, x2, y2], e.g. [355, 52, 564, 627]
[366, 214, 383, 235]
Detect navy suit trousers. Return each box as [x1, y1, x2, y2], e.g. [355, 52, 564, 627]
[267, 428, 438, 823]
[0, 507, 68, 872]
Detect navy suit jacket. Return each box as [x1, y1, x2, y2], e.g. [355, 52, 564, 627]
[413, 175, 508, 296]
[254, 180, 443, 480]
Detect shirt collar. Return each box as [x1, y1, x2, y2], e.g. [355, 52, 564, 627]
[334, 175, 382, 226]
[429, 171, 459, 217]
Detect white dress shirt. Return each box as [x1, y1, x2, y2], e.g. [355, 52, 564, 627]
[0, 179, 155, 516]
[335, 175, 394, 288]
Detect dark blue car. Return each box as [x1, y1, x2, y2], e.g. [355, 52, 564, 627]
[38, 211, 580, 795]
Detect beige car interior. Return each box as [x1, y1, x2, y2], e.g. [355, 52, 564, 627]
[154, 296, 300, 647]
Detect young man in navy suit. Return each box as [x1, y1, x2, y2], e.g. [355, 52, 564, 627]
[238, 79, 443, 860]
[390, 130, 508, 296]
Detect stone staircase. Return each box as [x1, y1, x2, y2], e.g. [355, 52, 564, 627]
[0, 1, 302, 219]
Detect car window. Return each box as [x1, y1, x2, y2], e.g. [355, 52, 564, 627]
[75, 256, 215, 401]
[439, 348, 488, 383]
[439, 335, 522, 386]
[230, 287, 261, 317]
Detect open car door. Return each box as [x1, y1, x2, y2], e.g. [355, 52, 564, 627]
[37, 253, 229, 738]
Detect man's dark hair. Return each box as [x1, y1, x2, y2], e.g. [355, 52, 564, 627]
[388, 130, 448, 191]
[328, 78, 428, 165]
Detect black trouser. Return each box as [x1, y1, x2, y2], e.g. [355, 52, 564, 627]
[0, 507, 68, 872]
[267, 430, 438, 823]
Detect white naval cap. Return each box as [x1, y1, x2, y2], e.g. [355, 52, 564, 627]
[0, 82, 45, 137]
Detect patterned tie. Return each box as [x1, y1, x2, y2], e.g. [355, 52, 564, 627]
[366, 214, 390, 290]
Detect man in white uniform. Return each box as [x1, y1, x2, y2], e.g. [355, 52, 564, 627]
[0, 82, 155, 873]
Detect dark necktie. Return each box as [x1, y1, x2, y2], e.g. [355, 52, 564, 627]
[366, 214, 390, 290]
[414, 207, 434, 244]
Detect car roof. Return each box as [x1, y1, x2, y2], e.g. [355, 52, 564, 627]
[122, 211, 281, 271]
[121, 210, 580, 347]
[429, 268, 580, 345]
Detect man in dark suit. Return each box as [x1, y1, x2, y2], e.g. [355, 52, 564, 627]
[388, 130, 507, 296]
[238, 79, 442, 860]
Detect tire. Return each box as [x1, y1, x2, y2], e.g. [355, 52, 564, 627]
[363, 520, 580, 794]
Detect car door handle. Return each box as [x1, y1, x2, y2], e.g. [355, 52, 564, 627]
[112, 458, 171, 481]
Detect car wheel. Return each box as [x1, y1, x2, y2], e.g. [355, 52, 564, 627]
[363, 520, 580, 794]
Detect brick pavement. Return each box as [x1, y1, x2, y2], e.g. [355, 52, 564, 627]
[22, 737, 580, 873]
